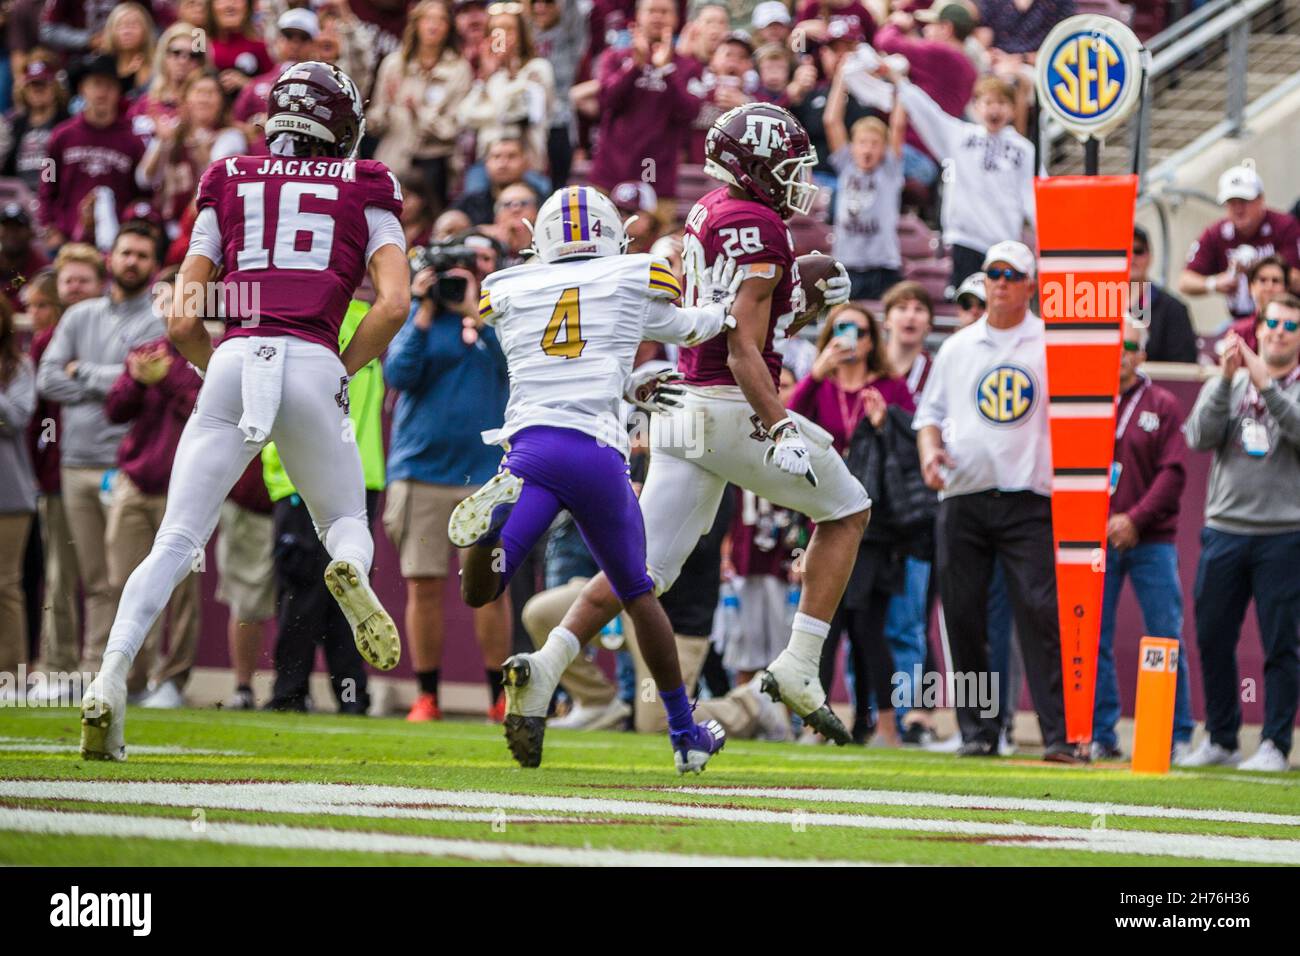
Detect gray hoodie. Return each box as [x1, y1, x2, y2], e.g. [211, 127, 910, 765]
[0, 357, 36, 513]
[1183, 367, 1300, 535]
[35, 289, 164, 470]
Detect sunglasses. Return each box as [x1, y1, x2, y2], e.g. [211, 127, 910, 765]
[1122, 340, 1141, 352]
[1264, 317, 1300, 332]
[497, 198, 536, 209]
[984, 268, 1026, 282]
[167, 47, 205, 59]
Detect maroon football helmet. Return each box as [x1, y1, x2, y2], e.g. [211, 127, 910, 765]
[264, 61, 365, 158]
[703, 102, 819, 219]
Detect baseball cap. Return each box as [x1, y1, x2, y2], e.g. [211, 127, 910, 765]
[752, 1, 792, 29]
[23, 60, 55, 84]
[278, 8, 321, 38]
[982, 239, 1035, 276]
[1217, 160, 1263, 204]
[915, 1, 975, 39]
[610, 180, 658, 216]
[955, 271, 985, 306]
[826, 16, 866, 43]
[0, 202, 30, 226]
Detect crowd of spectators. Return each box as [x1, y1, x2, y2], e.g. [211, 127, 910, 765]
[1, 0, 1298, 768]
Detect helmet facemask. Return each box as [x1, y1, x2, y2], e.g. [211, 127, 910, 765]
[773, 151, 818, 217]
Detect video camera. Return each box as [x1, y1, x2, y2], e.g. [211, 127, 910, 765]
[409, 239, 478, 306]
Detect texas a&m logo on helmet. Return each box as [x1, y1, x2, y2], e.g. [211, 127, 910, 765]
[704, 103, 818, 220]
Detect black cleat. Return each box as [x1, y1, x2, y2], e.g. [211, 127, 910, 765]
[501, 654, 548, 768]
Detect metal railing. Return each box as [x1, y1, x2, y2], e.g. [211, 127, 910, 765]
[1041, 0, 1290, 183]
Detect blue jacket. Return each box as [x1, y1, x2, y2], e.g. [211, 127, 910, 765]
[383, 305, 508, 487]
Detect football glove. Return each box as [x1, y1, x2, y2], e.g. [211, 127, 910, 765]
[823, 262, 851, 307]
[763, 417, 819, 486]
[625, 364, 687, 415]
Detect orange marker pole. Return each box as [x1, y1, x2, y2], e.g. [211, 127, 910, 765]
[1035, 174, 1139, 746]
[1131, 637, 1180, 774]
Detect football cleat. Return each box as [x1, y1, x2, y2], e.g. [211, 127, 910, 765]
[406, 692, 442, 722]
[761, 651, 851, 745]
[447, 469, 523, 549]
[80, 671, 128, 762]
[671, 719, 727, 774]
[501, 652, 558, 768]
[324, 559, 400, 670]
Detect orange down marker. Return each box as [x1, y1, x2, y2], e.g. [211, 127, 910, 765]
[1131, 637, 1180, 774]
[1035, 174, 1139, 746]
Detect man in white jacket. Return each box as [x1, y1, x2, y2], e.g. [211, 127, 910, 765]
[882, 68, 1038, 296]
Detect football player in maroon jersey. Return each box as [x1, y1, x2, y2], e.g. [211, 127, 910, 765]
[501, 103, 872, 768]
[81, 63, 411, 761]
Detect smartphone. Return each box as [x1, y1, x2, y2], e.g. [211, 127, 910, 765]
[833, 320, 859, 348]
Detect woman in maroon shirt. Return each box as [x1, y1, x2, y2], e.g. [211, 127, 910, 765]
[207, 0, 273, 98]
[129, 21, 212, 142]
[786, 304, 912, 747]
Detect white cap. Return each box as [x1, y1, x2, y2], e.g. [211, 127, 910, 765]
[982, 239, 1035, 277]
[752, 1, 792, 29]
[1217, 160, 1263, 204]
[955, 271, 986, 304]
[278, 8, 321, 39]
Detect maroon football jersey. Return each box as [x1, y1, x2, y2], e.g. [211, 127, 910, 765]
[196, 155, 402, 352]
[678, 187, 799, 388]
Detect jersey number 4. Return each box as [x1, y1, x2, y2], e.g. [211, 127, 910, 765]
[234, 181, 337, 271]
[540, 287, 586, 359]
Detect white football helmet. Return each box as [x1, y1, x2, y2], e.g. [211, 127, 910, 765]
[528, 186, 627, 263]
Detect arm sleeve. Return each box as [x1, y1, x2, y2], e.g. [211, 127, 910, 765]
[0, 360, 35, 435]
[641, 297, 727, 345]
[1184, 227, 1220, 276]
[912, 346, 949, 431]
[381, 310, 432, 392]
[598, 51, 641, 115]
[35, 313, 88, 404]
[187, 206, 223, 266]
[364, 207, 406, 263]
[1125, 402, 1187, 532]
[896, 80, 961, 160]
[1182, 376, 1234, 451]
[75, 360, 127, 398]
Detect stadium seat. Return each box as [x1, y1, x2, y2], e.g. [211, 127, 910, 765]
[898, 213, 939, 262]
[903, 257, 952, 303]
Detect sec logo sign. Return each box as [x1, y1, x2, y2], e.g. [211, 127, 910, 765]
[1036, 15, 1145, 142]
[975, 365, 1038, 426]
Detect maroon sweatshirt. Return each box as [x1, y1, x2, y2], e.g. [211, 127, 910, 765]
[39, 113, 146, 240]
[103, 339, 201, 496]
[588, 47, 702, 200]
[1110, 374, 1187, 544]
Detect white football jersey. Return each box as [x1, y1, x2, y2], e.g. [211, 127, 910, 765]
[479, 253, 715, 454]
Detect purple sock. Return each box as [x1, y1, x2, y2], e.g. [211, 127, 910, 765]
[660, 686, 694, 735]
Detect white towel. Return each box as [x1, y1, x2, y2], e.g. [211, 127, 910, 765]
[237, 337, 285, 445]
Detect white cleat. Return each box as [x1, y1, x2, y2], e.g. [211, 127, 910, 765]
[550, 699, 631, 731]
[761, 650, 851, 745]
[80, 672, 128, 762]
[324, 559, 400, 671]
[501, 651, 562, 768]
[1239, 739, 1290, 772]
[1174, 738, 1240, 768]
[447, 469, 523, 548]
[139, 679, 185, 709]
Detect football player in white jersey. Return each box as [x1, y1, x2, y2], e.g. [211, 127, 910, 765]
[447, 185, 741, 773]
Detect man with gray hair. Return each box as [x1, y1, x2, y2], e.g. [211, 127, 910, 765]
[1091, 316, 1194, 762]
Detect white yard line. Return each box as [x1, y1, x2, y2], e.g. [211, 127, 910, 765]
[3, 780, 1300, 864]
[0, 807, 874, 867]
[668, 785, 1300, 828]
[0, 738, 246, 757]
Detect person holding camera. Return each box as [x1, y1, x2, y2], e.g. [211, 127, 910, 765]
[382, 241, 512, 722]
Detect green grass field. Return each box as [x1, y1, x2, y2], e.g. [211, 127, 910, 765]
[2, 706, 1299, 866]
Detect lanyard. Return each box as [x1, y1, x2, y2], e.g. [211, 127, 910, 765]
[906, 352, 928, 396]
[1240, 364, 1300, 417]
[834, 380, 866, 439]
[1115, 377, 1149, 440]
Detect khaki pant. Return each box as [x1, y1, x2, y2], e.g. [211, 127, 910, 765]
[521, 578, 763, 738]
[61, 467, 119, 668]
[36, 494, 80, 672]
[0, 512, 33, 676]
[104, 474, 200, 692]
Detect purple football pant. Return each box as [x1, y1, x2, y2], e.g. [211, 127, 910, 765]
[495, 426, 653, 603]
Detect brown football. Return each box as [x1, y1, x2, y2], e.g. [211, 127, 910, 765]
[790, 252, 839, 336]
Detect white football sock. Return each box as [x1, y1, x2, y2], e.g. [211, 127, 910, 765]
[533, 626, 581, 678]
[788, 612, 831, 664]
